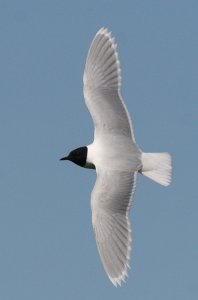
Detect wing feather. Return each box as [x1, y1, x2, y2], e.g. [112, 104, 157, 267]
[83, 28, 136, 141]
[91, 169, 137, 286]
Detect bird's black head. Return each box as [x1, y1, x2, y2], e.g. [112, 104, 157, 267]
[60, 146, 87, 167]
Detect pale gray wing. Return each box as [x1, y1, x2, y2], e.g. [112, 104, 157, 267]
[83, 28, 136, 141]
[91, 168, 137, 286]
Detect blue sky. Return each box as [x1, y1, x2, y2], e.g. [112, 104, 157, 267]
[0, 0, 197, 299]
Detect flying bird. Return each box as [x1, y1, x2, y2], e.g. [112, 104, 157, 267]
[60, 28, 172, 286]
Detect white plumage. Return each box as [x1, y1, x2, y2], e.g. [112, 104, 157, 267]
[62, 28, 172, 286]
[83, 28, 172, 286]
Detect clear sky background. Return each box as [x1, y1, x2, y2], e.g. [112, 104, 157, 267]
[0, 0, 197, 299]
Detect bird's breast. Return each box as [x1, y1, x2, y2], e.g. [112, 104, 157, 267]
[87, 135, 142, 172]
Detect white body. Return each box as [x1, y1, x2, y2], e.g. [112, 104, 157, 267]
[87, 135, 141, 172]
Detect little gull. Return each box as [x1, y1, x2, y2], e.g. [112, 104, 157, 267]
[60, 28, 172, 286]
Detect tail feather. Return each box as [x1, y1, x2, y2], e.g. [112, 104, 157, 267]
[141, 152, 172, 186]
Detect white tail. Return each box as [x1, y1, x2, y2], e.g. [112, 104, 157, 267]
[141, 152, 172, 186]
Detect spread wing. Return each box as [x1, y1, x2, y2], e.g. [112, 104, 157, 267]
[91, 168, 137, 286]
[83, 28, 135, 141]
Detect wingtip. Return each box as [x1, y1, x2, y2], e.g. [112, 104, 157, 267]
[109, 266, 129, 287]
[96, 27, 106, 35]
[96, 27, 112, 38]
